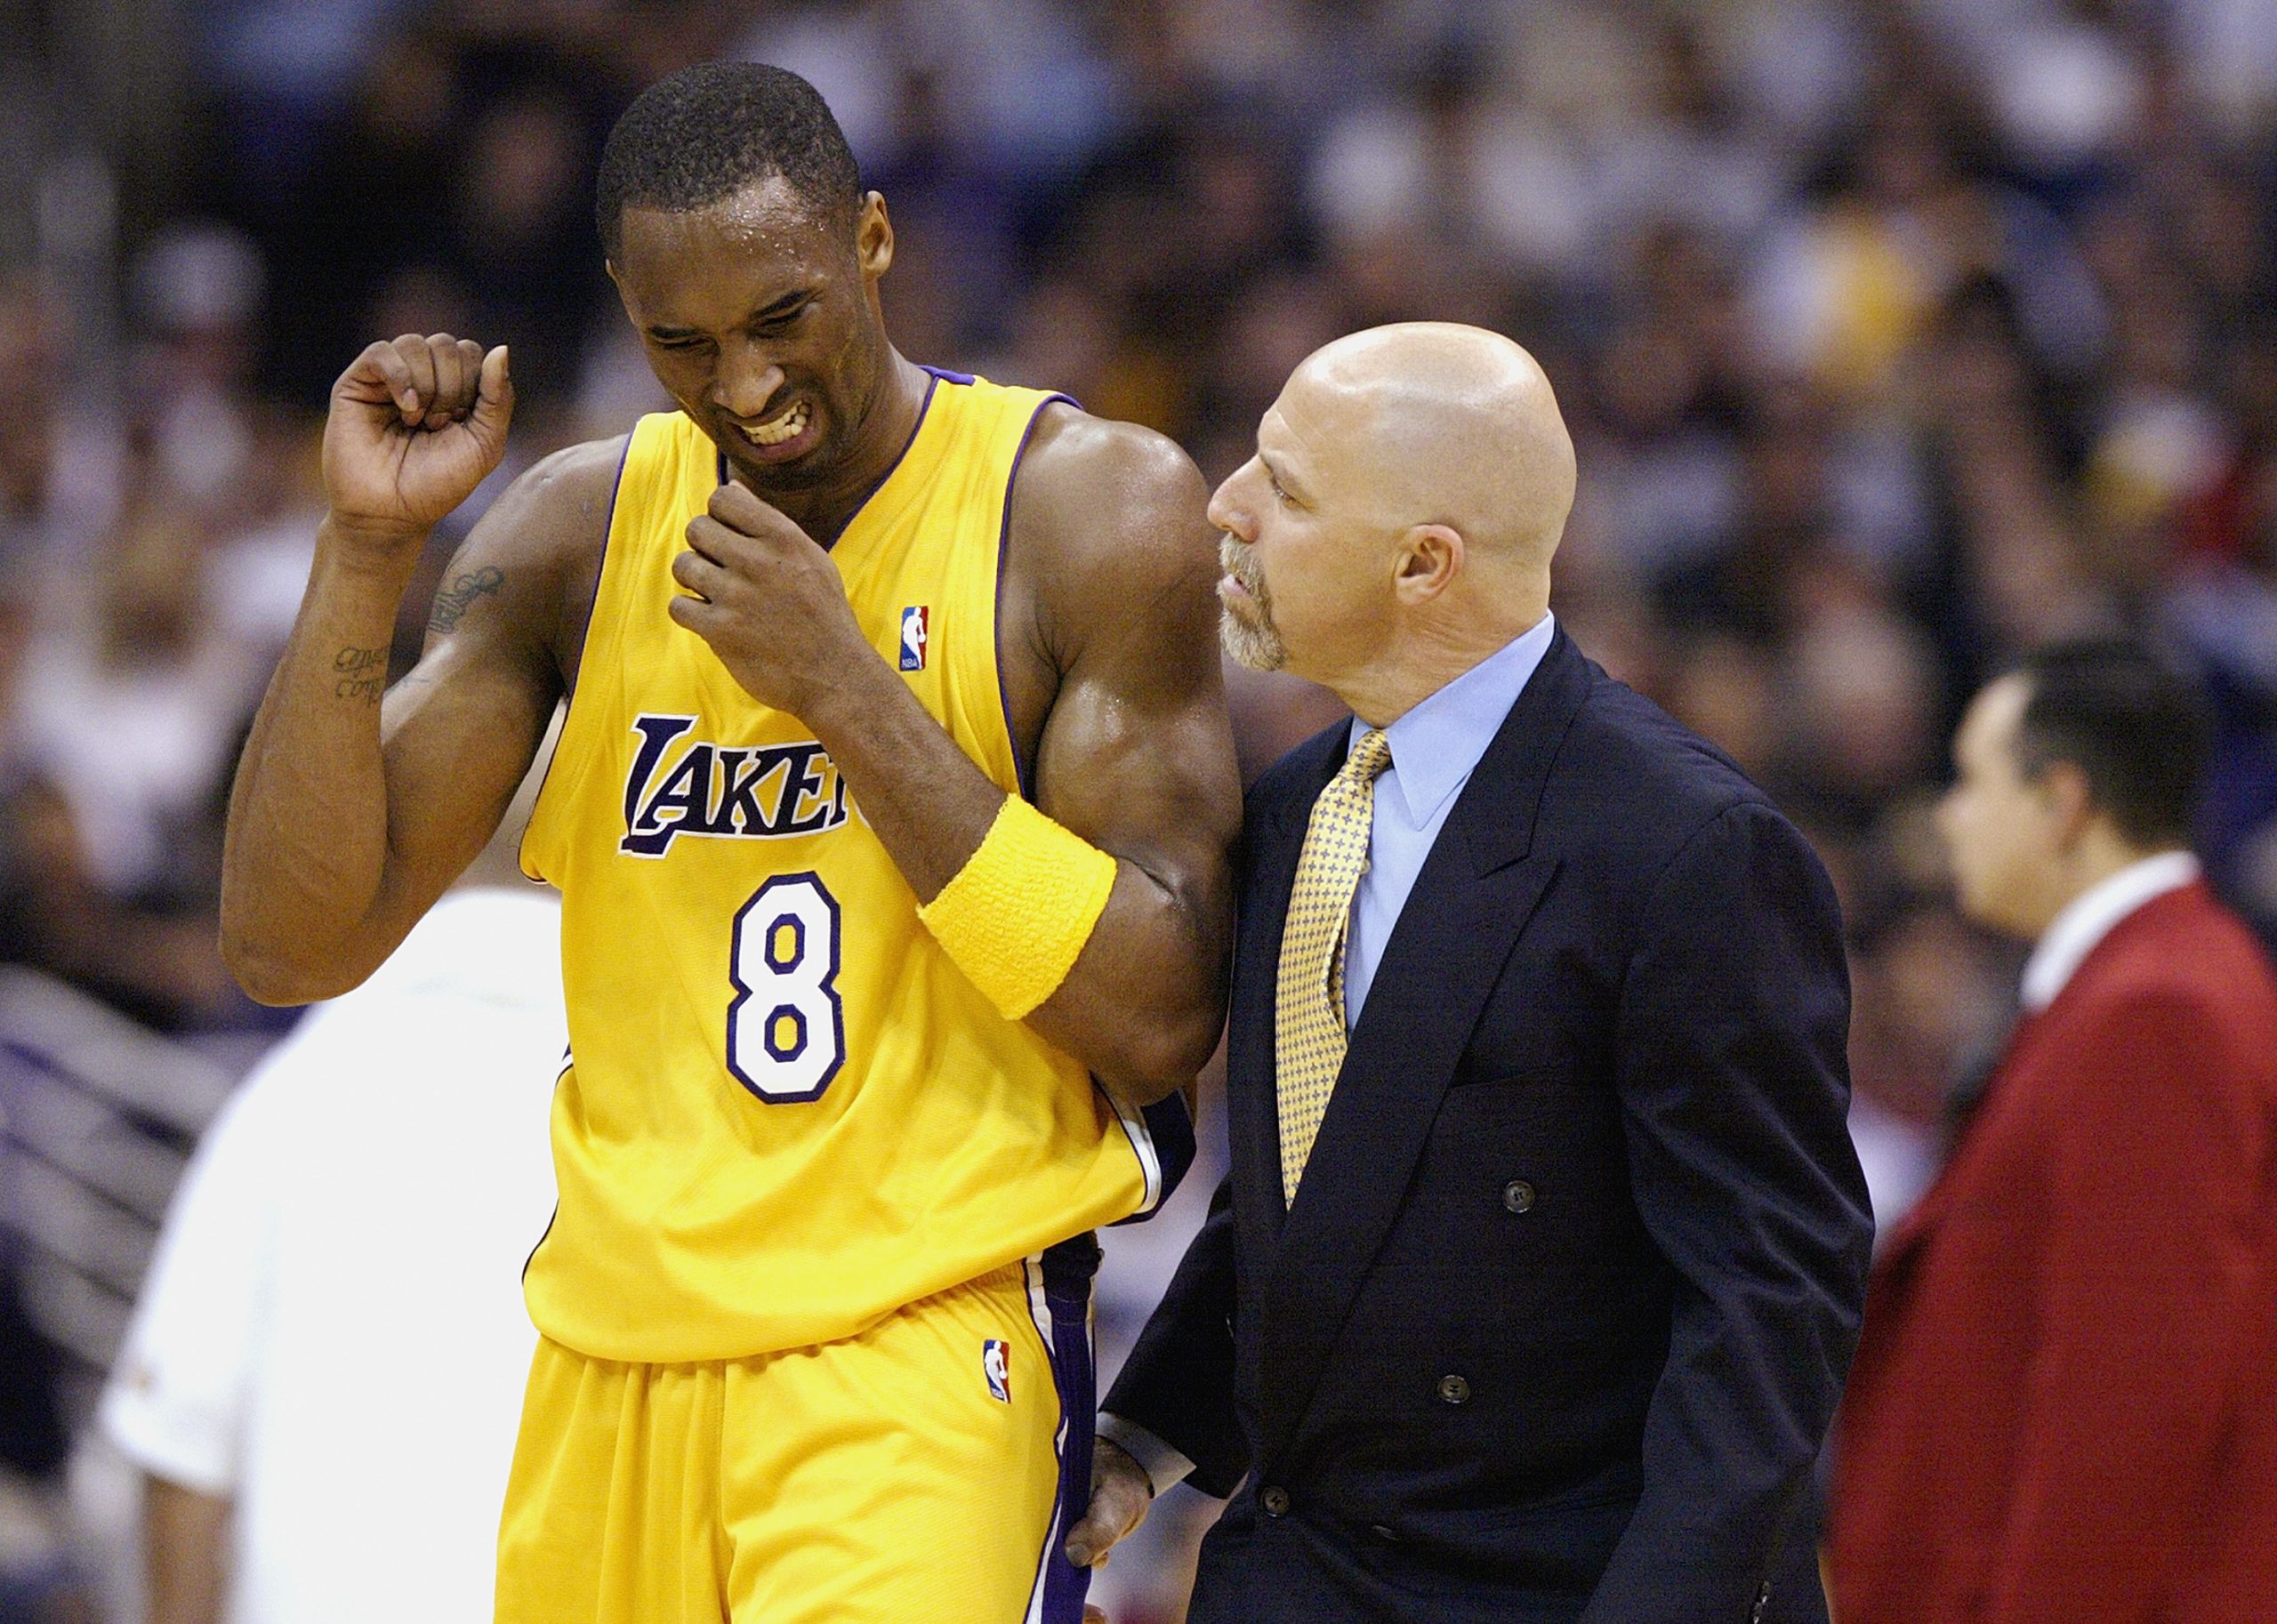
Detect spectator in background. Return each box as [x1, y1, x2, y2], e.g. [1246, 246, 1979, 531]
[0, 579, 238, 1033]
[99, 776, 564, 1624]
[1830, 639, 2277, 1623]
[0, 273, 125, 588]
[13, 486, 262, 907]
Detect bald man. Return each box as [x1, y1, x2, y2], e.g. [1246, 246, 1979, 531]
[1067, 326, 1871, 1624]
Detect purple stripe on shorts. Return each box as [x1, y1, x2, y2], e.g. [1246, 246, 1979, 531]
[1038, 1269, 1097, 1624]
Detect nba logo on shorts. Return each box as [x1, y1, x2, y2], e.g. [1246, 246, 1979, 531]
[983, 1339, 1010, 1403]
[899, 605, 929, 671]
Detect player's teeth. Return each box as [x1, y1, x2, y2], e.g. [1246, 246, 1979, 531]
[744, 401, 809, 446]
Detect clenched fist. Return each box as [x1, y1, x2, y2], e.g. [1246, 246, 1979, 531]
[323, 333, 514, 565]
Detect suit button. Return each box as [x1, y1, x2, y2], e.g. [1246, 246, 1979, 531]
[1436, 1373, 1471, 1405]
[1260, 1486, 1291, 1517]
[1502, 1179, 1536, 1212]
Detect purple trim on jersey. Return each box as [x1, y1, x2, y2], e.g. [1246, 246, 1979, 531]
[1106, 1086, 1196, 1224]
[994, 393, 1078, 804]
[921, 365, 978, 385]
[829, 370, 941, 547]
[519, 432, 636, 889]
[1037, 1241, 1100, 1624]
[573, 436, 634, 700]
[519, 1049, 577, 1282]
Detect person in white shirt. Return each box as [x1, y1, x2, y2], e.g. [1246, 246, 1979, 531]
[101, 809, 563, 1624]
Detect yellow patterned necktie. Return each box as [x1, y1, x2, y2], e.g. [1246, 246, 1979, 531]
[1275, 728, 1392, 1206]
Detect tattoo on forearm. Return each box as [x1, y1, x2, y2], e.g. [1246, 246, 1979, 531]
[333, 644, 387, 703]
[428, 566, 506, 635]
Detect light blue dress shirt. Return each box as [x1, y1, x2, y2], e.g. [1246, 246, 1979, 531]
[1342, 612, 1556, 1027]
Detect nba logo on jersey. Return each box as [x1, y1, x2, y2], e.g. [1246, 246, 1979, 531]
[982, 1339, 1010, 1403]
[899, 605, 929, 671]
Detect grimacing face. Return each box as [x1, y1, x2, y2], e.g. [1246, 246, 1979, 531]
[608, 178, 893, 495]
[1935, 676, 2064, 938]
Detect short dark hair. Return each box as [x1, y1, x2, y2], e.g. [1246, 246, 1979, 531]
[595, 62, 861, 260]
[2009, 638, 2210, 847]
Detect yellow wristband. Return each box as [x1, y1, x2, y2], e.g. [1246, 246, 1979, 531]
[918, 794, 1119, 1020]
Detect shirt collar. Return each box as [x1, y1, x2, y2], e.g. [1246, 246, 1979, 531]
[1354, 612, 1557, 828]
[2018, 849, 2201, 1013]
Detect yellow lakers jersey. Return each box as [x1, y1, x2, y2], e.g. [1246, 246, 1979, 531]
[519, 372, 1171, 1363]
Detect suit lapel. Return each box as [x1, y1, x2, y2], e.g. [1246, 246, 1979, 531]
[1254, 631, 1592, 1464]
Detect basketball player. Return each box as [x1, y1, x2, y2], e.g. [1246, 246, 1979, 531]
[217, 62, 1237, 1624]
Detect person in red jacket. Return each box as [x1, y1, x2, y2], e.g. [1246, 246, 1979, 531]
[1829, 637, 2277, 1624]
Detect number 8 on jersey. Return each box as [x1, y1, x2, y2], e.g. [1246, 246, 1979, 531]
[728, 872, 845, 1101]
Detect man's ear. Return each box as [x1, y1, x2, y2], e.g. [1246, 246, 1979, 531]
[2042, 759, 2097, 847]
[857, 193, 895, 279]
[1392, 524, 1464, 606]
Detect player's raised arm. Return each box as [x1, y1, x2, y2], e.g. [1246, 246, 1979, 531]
[219, 334, 587, 1004]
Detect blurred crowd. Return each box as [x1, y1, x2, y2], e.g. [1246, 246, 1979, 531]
[4, 0, 2276, 1619]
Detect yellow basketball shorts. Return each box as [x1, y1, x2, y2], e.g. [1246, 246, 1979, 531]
[494, 1253, 1099, 1624]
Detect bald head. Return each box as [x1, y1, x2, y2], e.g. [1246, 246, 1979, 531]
[1284, 322, 1576, 572]
[1210, 321, 1577, 722]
